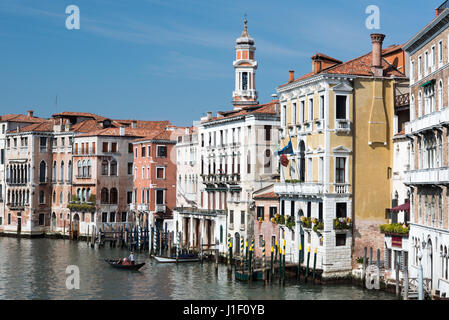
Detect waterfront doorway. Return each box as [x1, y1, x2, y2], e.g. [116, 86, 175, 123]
[17, 216, 21, 234]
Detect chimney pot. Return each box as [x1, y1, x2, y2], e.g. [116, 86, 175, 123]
[27, 110, 34, 117]
[370, 33, 386, 77]
[119, 127, 125, 136]
[131, 120, 137, 129]
[289, 70, 295, 82]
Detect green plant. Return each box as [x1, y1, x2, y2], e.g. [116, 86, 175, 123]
[379, 223, 409, 235]
[313, 221, 324, 233]
[300, 216, 312, 228]
[356, 256, 364, 264]
[285, 215, 296, 229]
[333, 217, 352, 230]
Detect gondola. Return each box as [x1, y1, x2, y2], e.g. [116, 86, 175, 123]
[104, 258, 145, 270]
[153, 254, 199, 263]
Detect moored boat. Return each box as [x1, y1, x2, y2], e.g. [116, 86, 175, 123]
[104, 258, 145, 270]
[153, 254, 199, 263]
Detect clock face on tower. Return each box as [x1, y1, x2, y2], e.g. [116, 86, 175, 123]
[242, 72, 248, 90]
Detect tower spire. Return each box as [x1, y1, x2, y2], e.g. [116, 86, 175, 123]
[232, 16, 258, 109]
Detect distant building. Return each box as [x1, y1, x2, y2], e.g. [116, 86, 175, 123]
[403, 2, 449, 296]
[197, 19, 280, 256]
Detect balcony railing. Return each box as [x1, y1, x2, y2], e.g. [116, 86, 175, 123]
[174, 207, 226, 216]
[405, 107, 449, 135]
[137, 204, 149, 211]
[274, 182, 324, 195]
[303, 121, 313, 134]
[315, 119, 324, 132]
[405, 167, 449, 185]
[335, 119, 350, 133]
[155, 204, 166, 212]
[334, 183, 350, 194]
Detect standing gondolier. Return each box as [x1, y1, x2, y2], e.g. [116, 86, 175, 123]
[129, 251, 135, 265]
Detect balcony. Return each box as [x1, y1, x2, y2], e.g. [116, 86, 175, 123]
[155, 204, 166, 212]
[274, 182, 324, 196]
[315, 119, 324, 132]
[405, 107, 449, 135]
[228, 223, 234, 230]
[174, 207, 226, 216]
[288, 124, 296, 136]
[129, 203, 136, 211]
[7, 202, 28, 210]
[6, 179, 27, 186]
[303, 121, 313, 134]
[405, 167, 449, 185]
[335, 119, 350, 133]
[333, 183, 350, 194]
[137, 204, 149, 211]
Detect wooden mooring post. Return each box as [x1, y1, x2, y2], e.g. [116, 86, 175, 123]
[362, 247, 368, 281]
[297, 244, 302, 282]
[270, 245, 274, 284]
[305, 246, 310, 282]
[395, 255, 400, 296]
[313, 248, 317, 283]
[404, 266, 409, 300]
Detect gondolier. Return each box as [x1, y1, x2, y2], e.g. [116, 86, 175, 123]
[129, 251, 135, 265]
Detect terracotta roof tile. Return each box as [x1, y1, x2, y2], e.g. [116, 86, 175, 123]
[75, 127, 161, 138]
[8, 121, 54, 133]
[52, 112, 107, 121]
[279, 45, 406, 88]
[253, 191, 279, 200]
[0, 114, 48, 123]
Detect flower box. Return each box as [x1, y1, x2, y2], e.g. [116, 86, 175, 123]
[333, 217, 352, 230]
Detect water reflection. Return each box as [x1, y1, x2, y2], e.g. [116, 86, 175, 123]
[0, 238, 397, 300]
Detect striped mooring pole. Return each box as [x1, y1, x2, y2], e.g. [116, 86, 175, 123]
[270, 245, 274, 283]
[262, 240, 266, 282]
[240, 236, 244, 271]
[305, 246, 311, 282]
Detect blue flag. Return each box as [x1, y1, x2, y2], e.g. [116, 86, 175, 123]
[277, 139, 294, 155]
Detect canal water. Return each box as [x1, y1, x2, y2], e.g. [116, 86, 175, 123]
[0, 237, 398, 300]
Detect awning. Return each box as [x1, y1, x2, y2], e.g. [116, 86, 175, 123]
[420, 79, 435, 87]
[390, 201, 410, 212]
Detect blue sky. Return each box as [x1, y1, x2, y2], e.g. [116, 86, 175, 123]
[0, 0, 444, 126]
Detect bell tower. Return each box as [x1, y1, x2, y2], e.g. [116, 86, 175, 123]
[232, 18, 258, 109]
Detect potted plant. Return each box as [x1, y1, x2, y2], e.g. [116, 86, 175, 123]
[356, 256, 364, 269]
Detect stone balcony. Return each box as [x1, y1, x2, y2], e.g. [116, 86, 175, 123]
[405, 107, 449, 135]
[137, 204, 149, 211]
[335, 119, 351, 133]
[274, 182, 351, 196]
[155, 204, 166, 212]
[404, 167, 449, 185]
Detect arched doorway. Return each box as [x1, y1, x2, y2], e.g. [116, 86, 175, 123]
[72, 213, 80, 239]
[427, 238, 433, 289]
[52, 212, 56, 230]
[234, 232, 240, 255]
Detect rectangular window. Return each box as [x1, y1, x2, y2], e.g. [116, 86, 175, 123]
[8, 213, 11, 225]
[309, 98, 314, 121]
[292, 103, 297, 125]
[157, 145, 167, 158]
[141, 146, 146, 157]
[0, 149, 4, 165]
[336, 96, 347, 119]
[281, 200, 285, 215]
[156, 190, 164, 205]
[111, 142, 117, 153]
[290, 200, 295, 216]
[257, 207, 265, 220]
[102, 212, 108, 223]
[128, 143, 133, 153]
[127, 192, 132, 204]
[418, 56, 422, 78]
[336, 203, 347, 218]
[307, 202, 311, 218]
[439, 41, 443, 64]
[74, 143, 78, 154]
[40, 137, 47, 147]
[102, 142, 108, 152]
[319, 202, 323, 221]
[336, 234, 346, 246]
[147, 145, 151, 157]
[241, 211, 245, 225]
[39, 213, 45, 226]
[319, 95, 324, 119]
[269, 207, 277, 219]
[156, 167, 165, 179]
[264, 125, 271, 141]
[282, 105, 286, 127]
[121, 212, 127, 222]
[336, 157, 346, 183]
[230, 210, 234, 224]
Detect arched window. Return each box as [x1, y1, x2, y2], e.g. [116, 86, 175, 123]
[110, 160, 117, 176]
[87, 188, 91, 202]
[52, 191, 56, 203]
[82, 188, 86, 202]
[52, 161, 57, 182]
[410, 95, 415, 121]
[101, 188, 109, 204]
[77, 161, 82, 177]
[418, 91, 423, 117]
[59, 191, 63, 204]
[101, 160, 108, 176]
[87, 160, 91, 177]
[77, 188, 81, 202]
[264, 149, 272, 173]
[110, 188, 118, 204]
[60, 161, 64, 182]
[39, 161, 46, 183]
[68, 161, 72, 182]
[82, 160, 87, 178]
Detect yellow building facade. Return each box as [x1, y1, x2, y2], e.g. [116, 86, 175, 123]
[274, 34, 408, 278]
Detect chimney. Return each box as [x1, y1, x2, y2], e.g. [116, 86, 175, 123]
[370, 33, 386, 77]
[27, 110, 34, 117]
[289, 70, 295, 82]
[119, 127, 125, 136]
[131, 120, 137, 129]
[436, 7, 445, 17]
